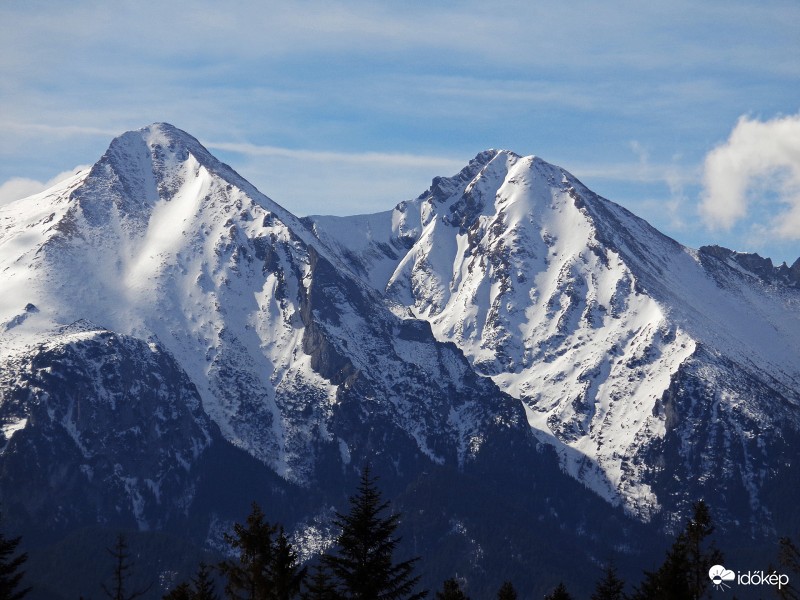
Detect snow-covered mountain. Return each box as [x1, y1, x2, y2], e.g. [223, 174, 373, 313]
[1, 124, 798, 596]
[308, 149, 800, 530]
[0, 124, 527, 486]
[1, 126, 610, 582]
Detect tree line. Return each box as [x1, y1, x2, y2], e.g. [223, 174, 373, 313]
[0, 467, 799, 599]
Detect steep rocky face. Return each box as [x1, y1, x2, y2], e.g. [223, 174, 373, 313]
[699, 244, 800, 288]
[644, 345, 800, 535]
[0, 325, 214, 537]
[297, 243, 527, 476]
[2, 124, 333, 482]
[309, 150, 800, 531]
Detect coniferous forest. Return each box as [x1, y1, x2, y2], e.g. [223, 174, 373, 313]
[2, 468, 798, 600]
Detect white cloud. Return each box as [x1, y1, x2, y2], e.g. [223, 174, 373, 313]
[0, 166, 89, 206]
[699, 113, 800, 239]
[0, 178, 48, 206]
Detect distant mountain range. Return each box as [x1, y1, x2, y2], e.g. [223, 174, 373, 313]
[1, 124, 798, 598]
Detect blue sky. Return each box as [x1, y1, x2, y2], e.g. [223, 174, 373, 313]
[1, 0, 798, 264]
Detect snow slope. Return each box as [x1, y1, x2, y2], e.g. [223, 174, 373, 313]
[1, 124, 336, 481]
[310, 150, 800, 522]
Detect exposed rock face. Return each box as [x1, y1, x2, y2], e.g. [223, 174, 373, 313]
[0, 325, 213, 535]
[699, 244, 800, 287]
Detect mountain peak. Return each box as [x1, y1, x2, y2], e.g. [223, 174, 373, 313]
[101, 122, 217, 177]
[474, 148, 521, 162]
[71, 122, 283, 228]
[139, 122, 211, 158]
[142, 121, 191, 139]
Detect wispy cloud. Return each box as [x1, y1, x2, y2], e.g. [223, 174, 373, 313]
[0, 166, 90, 206]
[567, 161, 700, 187]
[204, 143, 472, 217]
[700, 113, 800, 240]
[205, 141, 466, 171]
[4, 1, 796, 75]
[0, 122, 120, 139]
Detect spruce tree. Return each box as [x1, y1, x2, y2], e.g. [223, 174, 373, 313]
[435, 578, 468, 600]
[780, 537, 800, 573]
[220, 502, 276, 599]
[633, 537, 691, 600]
[591, 563, 625, 600]
[220, 503, 305, 600]
[495, 581, 516, 600]
[323, 466, 426, 600]
[0, 523, 30, 600]
[300, 565, 338, 600]
[631, 501, 721, 600]
[543, 582, 572, 600]
[272, 527, 306, 600]
[777, 537, 800, 600]
[164, 583, 193, 600]
[631, 538, 690, 600]
[163, 563, 219, 600]
[220, 503, 275, 600]
[102, 534, 151, 600]
[192, 563, 219, 600]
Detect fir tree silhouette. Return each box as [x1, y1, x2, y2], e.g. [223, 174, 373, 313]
[543, 582, 572, 600]
[272, 527, 306, 600]
[0, 518, 30, 600]
[435, 578, 468, 600]
[102, 534, 151, 600]
[300, 565, 338, 600]
[192, 563, 219, 600]
[163, 582, 192, 600]
[221, 503, 273, 598]
[777, 536, 800, 600]
[590, 563, 625, 600]
[220, 503, 275, 600]
[495, 581, 516, 600]
[220, 502, 304, 600]
[632, 500, 722, 600]
[163, 562, 219, 600]
[323, 466, 426, 600]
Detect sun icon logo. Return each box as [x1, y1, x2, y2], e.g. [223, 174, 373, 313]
[709, 564, 736, 591]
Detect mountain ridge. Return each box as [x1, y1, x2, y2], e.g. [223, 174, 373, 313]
[0, 122, 536, 495]
[308, 144, 800, 524]
[0, 123, 798, 597]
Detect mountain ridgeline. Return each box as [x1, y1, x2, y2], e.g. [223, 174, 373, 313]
[0, 124, 798, 598]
